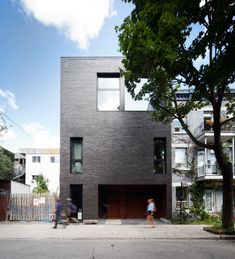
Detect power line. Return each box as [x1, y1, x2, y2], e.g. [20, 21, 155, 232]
[0, 111, 32, 138]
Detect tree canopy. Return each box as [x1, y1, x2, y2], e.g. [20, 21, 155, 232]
[32, 174, 49, 193]
[0, 113, 7, 138]
[0, 147, 14, 180]
[117, 0, 235, 128]
[117, 0, 235, 230]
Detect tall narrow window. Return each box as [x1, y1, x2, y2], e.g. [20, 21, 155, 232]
[71, 138, 83, 174]
[154, 138, 166, 174]
[175, 148, 188, 169]
[97, 73, 120, 111]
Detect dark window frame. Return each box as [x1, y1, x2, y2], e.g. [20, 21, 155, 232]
[97, 73, 121, 111]
[153, 138, 166, 174]
[50, 156, 56, 163]
[32, 156, 41, 163]
[70, 138, 83, 174]
[32, 175, 39, 182]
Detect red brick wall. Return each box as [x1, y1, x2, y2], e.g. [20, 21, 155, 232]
[0, 181, 10, 221]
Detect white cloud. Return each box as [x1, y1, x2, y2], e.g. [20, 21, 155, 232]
[19, 0, 116, 49]
[0, 89, 19, 110]
[0, 122, 59, 152]
[1, 128, 17, 140]
[22, 122, 60, 148]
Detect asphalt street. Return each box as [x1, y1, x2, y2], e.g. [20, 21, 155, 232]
[1, 222, 235, 259]
[0, 239, 235, 259]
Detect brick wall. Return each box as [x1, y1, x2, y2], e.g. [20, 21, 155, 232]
[60, 57, 172, 219]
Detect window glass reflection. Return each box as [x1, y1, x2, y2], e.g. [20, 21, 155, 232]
[154, 138, 166, 174]
[98, 91, 120, 111]
[71, 138, 83, 174]
[125, 79, 150, 111]
[98, 78, 119, 89]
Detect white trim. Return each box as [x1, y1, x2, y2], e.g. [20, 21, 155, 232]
[172, 182, 192, 187]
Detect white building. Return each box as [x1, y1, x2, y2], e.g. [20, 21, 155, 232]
[19, 148, 60, 193]
[172, 90, 235, 214]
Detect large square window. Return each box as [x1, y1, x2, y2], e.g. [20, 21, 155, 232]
[71, 138, 83, 174]
[98, 91, 120, 111]
[97, 74, 120, 111]
[125, 78, 150, 111]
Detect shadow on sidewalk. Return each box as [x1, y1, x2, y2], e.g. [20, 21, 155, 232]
[98, 219, 169, 225]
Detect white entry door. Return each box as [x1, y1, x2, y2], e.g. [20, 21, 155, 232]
[205, 190, 214, 212]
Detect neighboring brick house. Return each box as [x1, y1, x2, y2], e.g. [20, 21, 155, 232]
[60, 57, 172, 221]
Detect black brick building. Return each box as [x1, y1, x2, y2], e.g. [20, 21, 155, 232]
[60, 57, 172, 220]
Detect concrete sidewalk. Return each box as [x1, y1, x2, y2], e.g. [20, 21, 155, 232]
[0, 222, 234, 240]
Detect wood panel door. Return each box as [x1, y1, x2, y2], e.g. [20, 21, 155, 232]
[126, 192, 146, 218]
[106, 190, 120, 219]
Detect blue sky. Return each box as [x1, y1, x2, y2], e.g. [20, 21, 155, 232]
[0, 0, 133, 152]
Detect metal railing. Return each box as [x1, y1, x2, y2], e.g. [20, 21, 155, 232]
[13, 164, 26, 180]
[195, 121, 235, 137]
[174, 163, 189, 169]
[197, 163, 222, 177]
[198, 163, 235, 177]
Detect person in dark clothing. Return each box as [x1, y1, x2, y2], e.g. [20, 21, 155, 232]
[66, 198, 79, 223]
[53, 198, 62, 229]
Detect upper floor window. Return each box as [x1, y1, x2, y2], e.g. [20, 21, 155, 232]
[125, 78, 150, 111]
[97, 73, 120, 111]
[32, 156, 40, 163]
[172, 119, 186, 133]
[174, 147, 188, 169]
[71, 138, 83, 174]
[154, 138, 166, 174]
[50, 156, 55, 163]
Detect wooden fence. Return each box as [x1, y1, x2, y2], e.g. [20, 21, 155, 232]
[9, 193, 56, 221]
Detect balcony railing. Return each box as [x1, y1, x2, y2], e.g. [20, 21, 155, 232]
[198, 163, 235, 177]
[13, 163, 25, 179]
[197, 163, 221, 177]
[175, 163, 190, 170]
[195, 120, 235, 137]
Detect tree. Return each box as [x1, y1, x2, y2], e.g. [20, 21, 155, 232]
[0, 113, 7, 137]
[32, 174, 49, 193]
[0, 147, 14, 180]
[117, 0, 235, 230]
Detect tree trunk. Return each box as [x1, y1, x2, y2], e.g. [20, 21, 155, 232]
[221, 162, 234, 230]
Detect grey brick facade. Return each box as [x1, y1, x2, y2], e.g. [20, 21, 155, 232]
[60, 57, 172, 220]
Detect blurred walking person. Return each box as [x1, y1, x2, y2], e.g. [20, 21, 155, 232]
[146, 198, 156, 228]
[66, 198, 79, 223]
[53, 198, 62, 229]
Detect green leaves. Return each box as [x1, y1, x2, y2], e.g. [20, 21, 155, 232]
[117, 0, 235, 140]
[118, 0, 235, 230]
[32, 174, 49, 193]
[0, 147, 14, 180]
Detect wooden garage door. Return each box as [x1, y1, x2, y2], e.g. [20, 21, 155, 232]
[100, 185, 166, 219]
[106, 190, 120, 219]
[125, 192, 146, 218]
